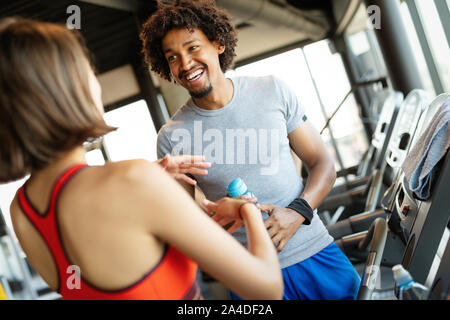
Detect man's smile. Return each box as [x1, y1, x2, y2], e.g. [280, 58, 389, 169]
[186, 69, 204, 81]
[180, 65, 207, 85]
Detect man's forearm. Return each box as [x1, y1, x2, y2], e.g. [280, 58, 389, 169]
[299, 159, 336, 210]
[178, 179, 209, 213]
[178, 179, 195, 198]
[194, 185, 207, 209]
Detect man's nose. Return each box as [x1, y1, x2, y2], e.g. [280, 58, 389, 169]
[180, 54, 193, 71]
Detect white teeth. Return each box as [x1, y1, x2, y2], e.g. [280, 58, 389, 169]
[186, 69, 203, 80]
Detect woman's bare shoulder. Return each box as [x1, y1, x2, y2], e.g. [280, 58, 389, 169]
[94, 159, 189, 231]
[9, 191, 23, 231]
[88, 159, 175, 210]
[101, 159, 166, 189]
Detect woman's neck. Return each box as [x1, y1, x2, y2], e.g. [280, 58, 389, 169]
[30, 146, 87, 183]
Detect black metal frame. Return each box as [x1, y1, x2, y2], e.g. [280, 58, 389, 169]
[364, 0, 425, 95]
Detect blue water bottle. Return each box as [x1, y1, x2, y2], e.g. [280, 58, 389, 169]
[226, 178, 256, 198]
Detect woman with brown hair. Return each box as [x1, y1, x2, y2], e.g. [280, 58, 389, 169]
[0, 18, 282, 300]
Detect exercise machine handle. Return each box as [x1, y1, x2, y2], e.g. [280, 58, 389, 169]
[357, 217, 388, 300]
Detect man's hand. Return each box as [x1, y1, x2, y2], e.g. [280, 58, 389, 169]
[157, 154, 211, 185]
[203, 195, 258, 234]
[259, 204, 305, 253]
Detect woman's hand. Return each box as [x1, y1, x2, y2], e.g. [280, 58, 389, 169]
[203, 197, 258, 234]
[157, 154, 211, 185]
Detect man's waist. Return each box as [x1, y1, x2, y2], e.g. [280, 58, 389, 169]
[232, 215, 331, 258]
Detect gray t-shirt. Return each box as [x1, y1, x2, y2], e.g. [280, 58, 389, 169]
[157, 75, 333, 268]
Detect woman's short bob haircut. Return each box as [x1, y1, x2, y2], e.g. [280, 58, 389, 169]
[0, 18, 115, 183]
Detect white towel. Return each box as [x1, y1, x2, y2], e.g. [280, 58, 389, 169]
[402, 98, 450, 200]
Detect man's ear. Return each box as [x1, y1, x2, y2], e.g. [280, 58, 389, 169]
[214, 41, 225, 54]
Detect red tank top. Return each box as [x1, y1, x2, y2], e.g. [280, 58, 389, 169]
[18, 164, 200, 300]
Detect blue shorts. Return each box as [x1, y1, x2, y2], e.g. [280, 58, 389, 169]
[229, 242, 361, 300]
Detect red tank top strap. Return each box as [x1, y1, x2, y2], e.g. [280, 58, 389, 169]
[47, 164, 88, 217]
[18, 163, 88, 293]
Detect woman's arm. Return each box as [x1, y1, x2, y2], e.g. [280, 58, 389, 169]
[203, 198, 278, 268]
[128, 161, 282, 300]
[156, 154, 211, 186]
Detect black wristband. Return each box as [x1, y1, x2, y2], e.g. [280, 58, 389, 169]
[286, 198, 313, 225]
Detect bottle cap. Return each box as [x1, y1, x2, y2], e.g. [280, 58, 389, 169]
[392, 264, 413, 286]
[226, 178, 247, 197]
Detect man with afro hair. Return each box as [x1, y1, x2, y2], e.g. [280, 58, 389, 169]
[140, 0, 361, 300]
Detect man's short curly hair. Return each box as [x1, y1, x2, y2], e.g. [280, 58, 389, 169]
[140, 0, 238, 82]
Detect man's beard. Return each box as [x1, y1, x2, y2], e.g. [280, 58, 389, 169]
[189, 83, 213, 99]
[181, 63, 213, 99]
